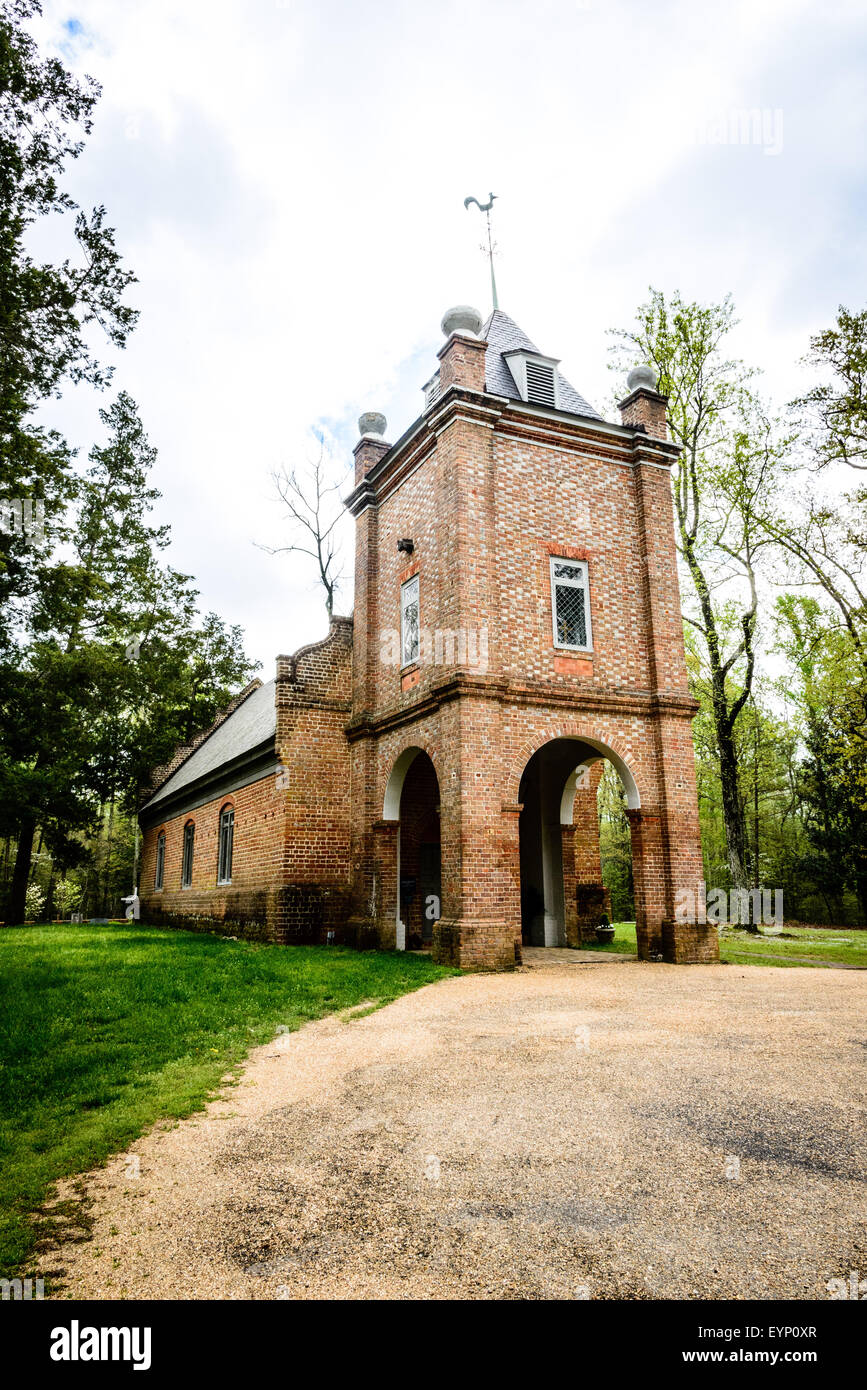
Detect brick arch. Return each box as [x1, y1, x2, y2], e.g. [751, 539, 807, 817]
[382, 743, 441, 820]
[506, 725, 642, 810]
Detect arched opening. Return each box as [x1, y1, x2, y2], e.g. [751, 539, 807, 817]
[383, 748, 441, 951]
[518, 737, 637, 948]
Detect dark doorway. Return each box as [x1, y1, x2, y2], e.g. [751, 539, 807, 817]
[398, 751, 441, 950]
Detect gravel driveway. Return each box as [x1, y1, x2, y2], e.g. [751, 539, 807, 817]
[41, 955, 866, 1300]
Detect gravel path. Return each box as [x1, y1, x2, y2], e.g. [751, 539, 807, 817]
[40, 957, 866, 1301]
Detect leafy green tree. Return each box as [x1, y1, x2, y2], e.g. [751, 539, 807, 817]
[773, 594, 867, 923]
[0, 0, 137, 651]
[793, 305, 867, 471]
[1, 395, 256, 923]
[611, 291, 788, 897]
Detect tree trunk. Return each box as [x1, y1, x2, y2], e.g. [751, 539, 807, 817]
[45, 861, 56, 922]
[717, 720, 751, 908]
[752, 714, 760, 887]
[103, 798, 115, 916]
[8, 819, 36, 925]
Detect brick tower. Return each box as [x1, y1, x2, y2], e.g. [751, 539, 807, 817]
[346, 304, 716, 969]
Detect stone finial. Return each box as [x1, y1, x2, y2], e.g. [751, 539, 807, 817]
[441, 305, 483, 339]
[358, 411, 387, 438]
[626, 363, 658, 393]
[354, 412, 391, 483]
[619, 362, 668, 440]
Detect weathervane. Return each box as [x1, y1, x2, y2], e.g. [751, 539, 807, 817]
[464, 191, 499, 310]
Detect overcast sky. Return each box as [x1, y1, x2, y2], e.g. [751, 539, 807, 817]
[32, 0, 867, 676]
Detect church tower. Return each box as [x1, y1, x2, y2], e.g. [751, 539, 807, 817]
[346, 303, 716, 969]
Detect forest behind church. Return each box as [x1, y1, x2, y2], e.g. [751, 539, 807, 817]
[1, 0, 865, 928]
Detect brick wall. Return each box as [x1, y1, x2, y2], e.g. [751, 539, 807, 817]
[345, 319, 707, 969]
[142, 313, 709, 971]
[275, 617, 353, 942]
[139, 772, 285, 939]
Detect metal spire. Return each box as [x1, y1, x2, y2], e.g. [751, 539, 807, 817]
[463, 192, 499, 310]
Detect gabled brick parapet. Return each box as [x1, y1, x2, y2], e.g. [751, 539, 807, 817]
[276, 614, 353, 706]
[275, 616, 353, 903]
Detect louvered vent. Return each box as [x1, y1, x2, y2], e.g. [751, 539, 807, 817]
[525, 359, 557, 407]
[424, 372, 441, 407]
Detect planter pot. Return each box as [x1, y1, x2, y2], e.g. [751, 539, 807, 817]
[595, 926, 615, 944]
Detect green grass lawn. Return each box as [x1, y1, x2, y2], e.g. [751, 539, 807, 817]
[718, 924, 867, 968]
[0, 922, 454, 1280]
[577, 920, 639, 954]
[579, 920, 867, 968]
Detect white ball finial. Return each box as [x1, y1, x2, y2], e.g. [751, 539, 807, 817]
[627, 363, 658, 393]
[358, 411, 387, 438]
[441, 304, 483, 338]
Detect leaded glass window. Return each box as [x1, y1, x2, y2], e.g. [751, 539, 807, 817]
[550, 557, 592, 651]
[401, 575, 420, 667]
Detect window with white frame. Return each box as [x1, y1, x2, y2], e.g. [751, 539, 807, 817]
[550, 557, 592, 651]
[401, 574, 420, 667]
[181, 820, 195, 888]
[154, 831, 165, 891]
[217, 805, 234, 885]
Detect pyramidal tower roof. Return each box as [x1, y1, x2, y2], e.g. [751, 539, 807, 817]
[481, 308, 603, 421]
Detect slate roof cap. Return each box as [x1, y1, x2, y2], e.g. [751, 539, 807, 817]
[141, 679, 277, 812]
[482, 308, 603, 421]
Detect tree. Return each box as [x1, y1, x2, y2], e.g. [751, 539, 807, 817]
[773, 594, 867, 923]
[610, 291, 787, 898]
[265, 436, 350, 619]
[0, 0, 137, 651]
[792, 305, 867, 471]
[1, 395, 257, 923]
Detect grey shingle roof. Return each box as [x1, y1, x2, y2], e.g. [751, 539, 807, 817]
[482, 309, 603, 421]
[142, 680, 277, 811]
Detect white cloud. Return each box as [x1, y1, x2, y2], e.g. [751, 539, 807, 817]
[32, 0, 867, 672]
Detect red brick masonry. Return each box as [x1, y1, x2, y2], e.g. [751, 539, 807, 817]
[140, 318, 712, 968]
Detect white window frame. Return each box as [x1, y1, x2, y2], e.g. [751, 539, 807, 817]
[503, 350, 561, 409]
[217, 805, 234, 885]
[550, 556, 593, 652]
[154, 830, 165, 891]
[400, 574, 420, 668]
[181, 821, 195, 889]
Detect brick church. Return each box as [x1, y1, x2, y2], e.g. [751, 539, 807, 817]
[139, 305, 718, 970]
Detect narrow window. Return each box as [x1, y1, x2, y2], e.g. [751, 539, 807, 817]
[401, 574, 420, 667]
[154, 831, 166, 891]
[550, 557, 593, 651]
[181, 821, 195, 888]
[217, 805, 234, 885]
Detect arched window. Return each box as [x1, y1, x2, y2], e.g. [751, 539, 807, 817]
[217, 804, 234, 885]
[154, 830, 166, 890]
[181, 821, 195, 888]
